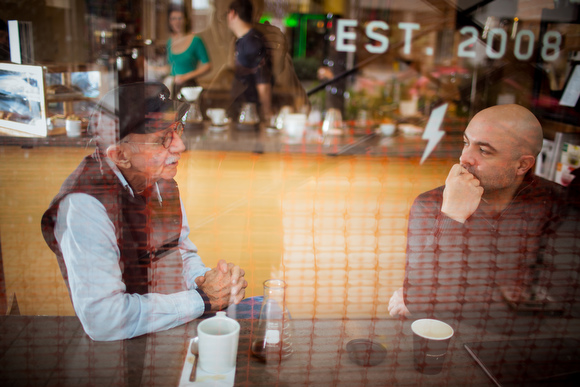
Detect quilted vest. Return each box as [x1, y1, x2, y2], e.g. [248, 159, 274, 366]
[41, 153, 182, 295]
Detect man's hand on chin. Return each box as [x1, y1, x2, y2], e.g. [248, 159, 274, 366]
[441, 164, 484, 223]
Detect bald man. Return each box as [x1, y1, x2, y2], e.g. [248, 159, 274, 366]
[388, 105, 565, 324]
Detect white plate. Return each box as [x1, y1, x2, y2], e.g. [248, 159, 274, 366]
[208, 125, 228, 132]
[398, 123, 423, 136]
[323, 128, 343, 136]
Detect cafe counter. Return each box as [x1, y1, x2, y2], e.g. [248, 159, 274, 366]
[0, 119, 466, 159]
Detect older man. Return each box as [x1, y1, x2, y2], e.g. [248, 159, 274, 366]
[42, 82, 247, 341]
[388, 104, 565, 322]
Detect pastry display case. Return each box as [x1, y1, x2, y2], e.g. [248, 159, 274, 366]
[43, 63, 106, 137]
[0, 63, 47, 137]
[0, 62, 107, 138]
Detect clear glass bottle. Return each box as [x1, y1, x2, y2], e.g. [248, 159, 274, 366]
[185, 100, 203, 123]
[251, 279, 293, 362]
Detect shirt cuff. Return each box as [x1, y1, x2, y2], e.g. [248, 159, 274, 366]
[434, 212, 466, 238]
[195, 288, 212, 314]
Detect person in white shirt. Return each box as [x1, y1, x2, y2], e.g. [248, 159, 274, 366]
[41, 82, 247, 341]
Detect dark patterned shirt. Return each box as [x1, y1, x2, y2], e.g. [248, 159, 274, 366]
[403, 174, 567, 326]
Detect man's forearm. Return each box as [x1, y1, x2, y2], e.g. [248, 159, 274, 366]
[56, 194, 206, 340]
[404, 193, 467, 314]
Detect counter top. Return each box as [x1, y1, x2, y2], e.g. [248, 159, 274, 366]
[0, 120, 466, 159]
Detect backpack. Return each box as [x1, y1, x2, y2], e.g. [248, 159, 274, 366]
[252, 22, 288, 80]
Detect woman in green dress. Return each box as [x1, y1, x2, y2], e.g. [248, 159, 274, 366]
[166, 6, 211, 97]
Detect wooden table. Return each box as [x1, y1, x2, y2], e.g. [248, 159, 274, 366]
[1, 312, 579, 386]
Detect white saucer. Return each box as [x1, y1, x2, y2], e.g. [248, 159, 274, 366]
[323, 128, 343, 136]
[178, 338, 235, 386]
[398, 123, 423, 136]
[209, 124, 228, 131]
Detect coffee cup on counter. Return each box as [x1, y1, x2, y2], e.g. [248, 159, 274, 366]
[284, 113, 307, 143]
[65, 117, 82, 137]
[206, 108, 228, 126]
[379, 123, 396, 136]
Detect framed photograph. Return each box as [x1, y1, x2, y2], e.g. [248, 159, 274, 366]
[0, 63, 47, 137]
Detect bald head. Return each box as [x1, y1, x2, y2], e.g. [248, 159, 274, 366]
[471, 104, 543, 158]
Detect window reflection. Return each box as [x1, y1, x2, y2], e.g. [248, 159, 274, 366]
[0, 4, 579, 385]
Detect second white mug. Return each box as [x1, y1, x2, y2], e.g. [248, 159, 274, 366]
[206, 108, 227, 125]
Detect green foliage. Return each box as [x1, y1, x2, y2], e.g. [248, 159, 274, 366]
[293, 57, 320, 81]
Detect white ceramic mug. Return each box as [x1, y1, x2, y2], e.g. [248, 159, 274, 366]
[65, 119, 82, 137]
[379, 123, 396, 136]
[274, 105, 294, 129]
[206, 108, 227, 125]
[197, 311, 240, 374]
[284, 113, 307, 141]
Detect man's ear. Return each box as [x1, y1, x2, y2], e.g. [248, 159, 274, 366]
[106, 144, 131, 169]
[517, 155, 535, 176]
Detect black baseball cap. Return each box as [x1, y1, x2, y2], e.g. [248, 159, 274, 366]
[90, 82, 189, 146]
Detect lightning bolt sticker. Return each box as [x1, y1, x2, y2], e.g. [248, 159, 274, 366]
[420, 103, 448, 164]
[559, 65, 580, 108]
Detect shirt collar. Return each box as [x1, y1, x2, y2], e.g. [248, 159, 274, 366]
[104, 157, 162, 203]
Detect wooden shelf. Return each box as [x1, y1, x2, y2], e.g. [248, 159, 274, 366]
[46, 94, 96, 103]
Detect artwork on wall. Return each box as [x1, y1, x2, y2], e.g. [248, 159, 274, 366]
[0, 63, 47, 137]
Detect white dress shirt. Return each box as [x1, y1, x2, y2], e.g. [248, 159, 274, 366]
[54, 159, 210, 341]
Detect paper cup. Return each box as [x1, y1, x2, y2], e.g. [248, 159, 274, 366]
[197, 311, 240, 374]
[411, 319, 454, 375]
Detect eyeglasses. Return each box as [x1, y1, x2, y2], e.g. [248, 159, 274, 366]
[122, 121, 184, 149]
